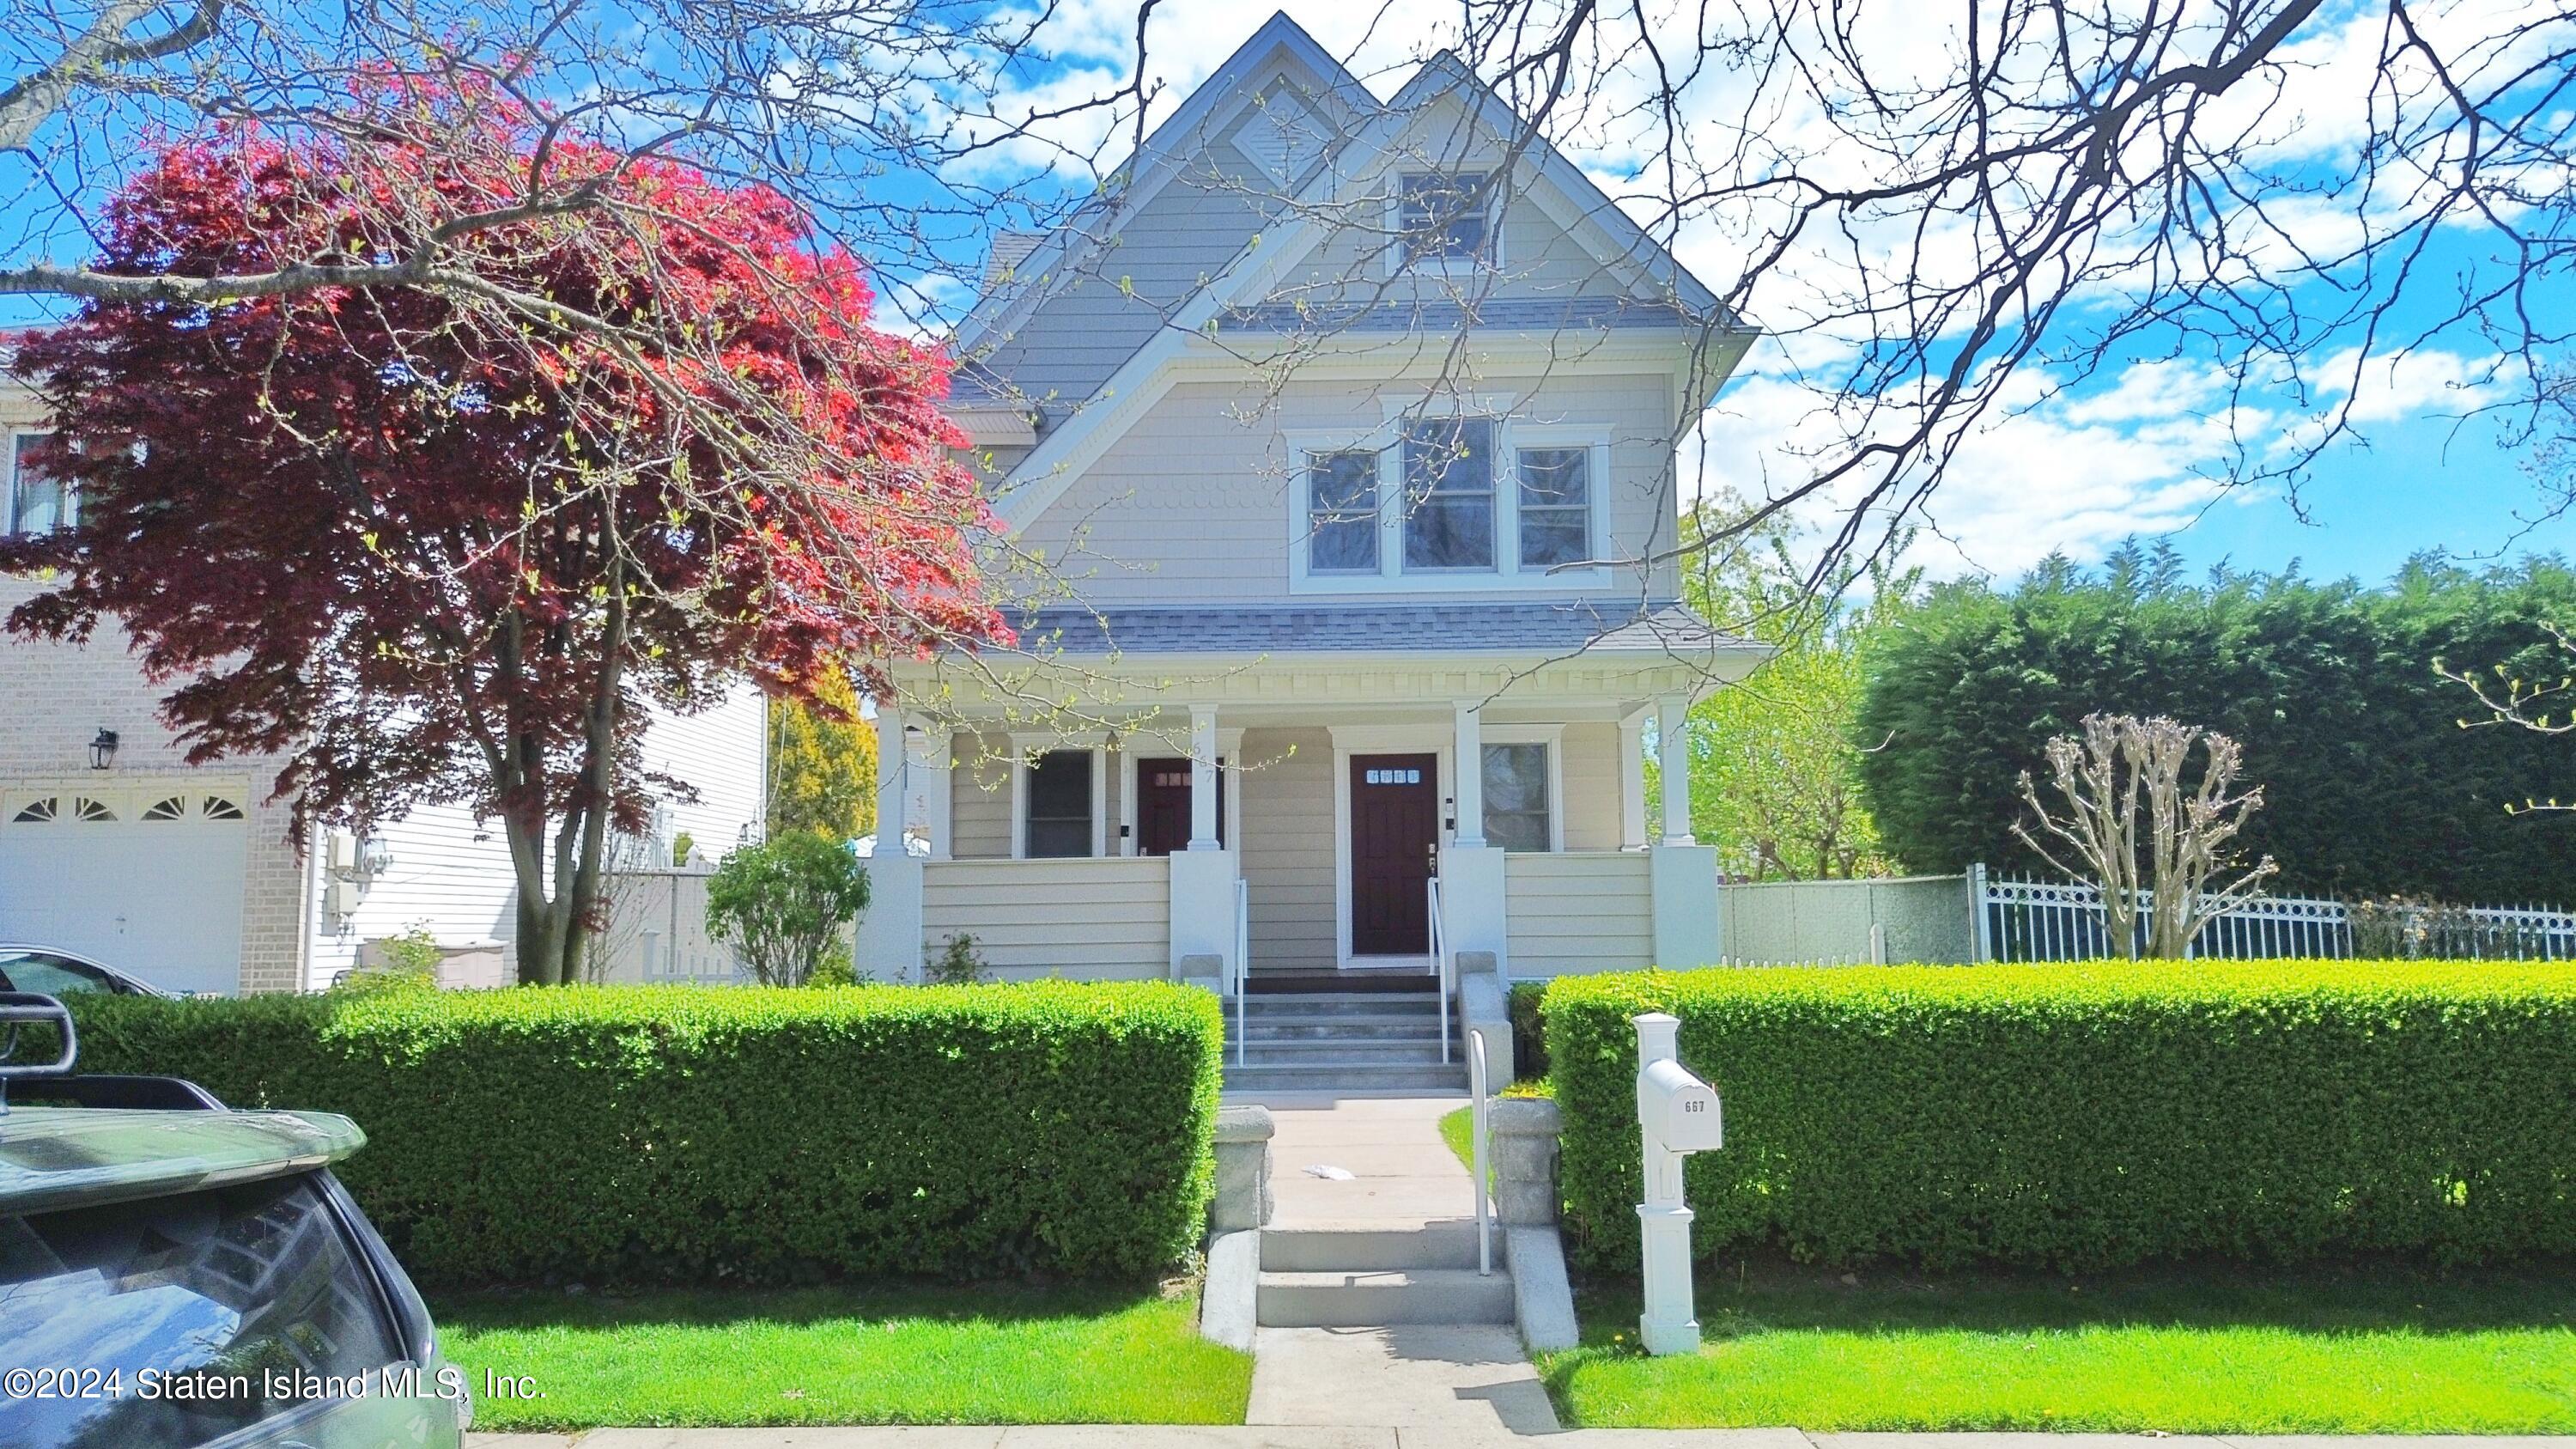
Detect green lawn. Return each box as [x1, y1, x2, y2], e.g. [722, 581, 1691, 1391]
[1540, 1262, 2576, 1433]
[436, 1282, 1251, 1430]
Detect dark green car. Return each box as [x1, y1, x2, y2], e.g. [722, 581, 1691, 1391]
[0, 994, 467, 1449]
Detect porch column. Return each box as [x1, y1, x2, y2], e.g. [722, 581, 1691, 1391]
[1188, 705, 1221, 849]
[913, 717, 953, 861]
[1656, 694, 1695, 847]
[857, 696, 927, 983]
[875, 701, 909, 847]
[1619, 711, 1649, 850]
[1451, 701, 1485, 847]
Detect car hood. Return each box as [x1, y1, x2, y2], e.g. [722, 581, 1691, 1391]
[0, 1106, 365, 1215]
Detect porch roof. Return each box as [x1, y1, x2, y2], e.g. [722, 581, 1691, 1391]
[1011, 600, 1747, 657]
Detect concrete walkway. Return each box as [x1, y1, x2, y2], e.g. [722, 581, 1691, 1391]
[1218, 1092, 1558, 1436]
[472, 1430, 2576, 1446]
[1236, 1092, 1473, 1227]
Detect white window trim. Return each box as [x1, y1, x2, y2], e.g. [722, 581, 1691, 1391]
[3, 425, 69, 539]
[1507, 429, 1613, 577]
[1381, 169, 1504, 279]
[1479, 725, 1566, 854]
[1284, 418, 1615, 594]
[1007, 733, 1109, 860]
[1116, 729, 1244, 856]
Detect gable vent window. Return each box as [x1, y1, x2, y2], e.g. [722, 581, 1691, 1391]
[1023, 750, 1096, 858]
[1397, 172, 1492, 265]
[1239, 93, 1324, 186]
[1305, 451, 1380, 573]
[1517, 447, 1592, 569]
[1401, 417, 1496, 571]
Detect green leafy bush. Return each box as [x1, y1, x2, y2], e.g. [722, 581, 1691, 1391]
[67, 981, 1222, 1288]
[1508, 980, 1548, 1083]
[1545, 961, 2576, 1272]
[707, 832, 870, 986]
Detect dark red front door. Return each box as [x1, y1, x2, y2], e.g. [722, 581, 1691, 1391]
[1350, 753, 1438, 955]
[1135, 758, 1221, 856]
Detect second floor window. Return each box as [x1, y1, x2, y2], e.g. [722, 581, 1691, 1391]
[7, 431, 70, 537]
[1306, 451, 1379, 573]
[1516, 447, 1591, 569]
[1397, 172, 1492, 265]
[1401, 418, 1495, 571]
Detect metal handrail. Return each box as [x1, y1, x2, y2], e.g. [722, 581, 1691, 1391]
[1427, 876, 1451, 1064]
[1467, 1026, 1492, 1275]
[1231, 876, 1249, 1066]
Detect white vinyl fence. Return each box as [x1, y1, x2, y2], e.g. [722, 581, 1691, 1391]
[1971, 864, 2576, 963]
[590, 867, 749, 983]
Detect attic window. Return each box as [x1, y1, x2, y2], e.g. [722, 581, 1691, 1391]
[1398, 172, 1493, 265]
[1238, 91, 1323, 186]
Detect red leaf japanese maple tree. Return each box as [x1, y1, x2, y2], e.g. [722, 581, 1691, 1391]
[4, 79, 1007, 984]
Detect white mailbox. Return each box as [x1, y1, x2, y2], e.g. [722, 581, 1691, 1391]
[1632, 1013, 1720, 1357]
[1637, 1057, 1723, 1153]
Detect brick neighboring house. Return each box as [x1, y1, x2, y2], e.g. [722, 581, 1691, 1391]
[0, 376, 768, 995]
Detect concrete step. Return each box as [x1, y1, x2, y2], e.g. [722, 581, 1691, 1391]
[1260, 1221, 1482, 1272]
[1227, 1016, 1447, 1041]
[1238, 994, 1439, 1018]
[1221, 1061, 1471, 1093]
[1256, 1267, 1516, 1327]
[1230, 1040, 1454, 1066]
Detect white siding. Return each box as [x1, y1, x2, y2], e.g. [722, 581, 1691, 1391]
[977, 139, 1276, 415]
[1506, 851, 1653, 978]
[1559, 721, 1624, 851]
[948, 731, 1014, 860]
[1240, 727, 1334, 972]
[307, 687, 767, 987]
[921, 856, 1170, 979]
[1013, 370, 1681, 607]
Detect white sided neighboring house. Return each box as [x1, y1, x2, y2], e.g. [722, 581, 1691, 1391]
[860, 11, 1771, 1039]
[0, 380, 769, 996]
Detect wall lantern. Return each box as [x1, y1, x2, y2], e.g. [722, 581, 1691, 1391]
[88, 728, 118, 770]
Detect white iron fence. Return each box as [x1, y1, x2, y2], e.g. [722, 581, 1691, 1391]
[1971, 864, 2576, 963]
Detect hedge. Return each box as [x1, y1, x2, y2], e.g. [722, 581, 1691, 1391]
[65, 981, 1223, 1288]
[1545, 961, 2576, 1272]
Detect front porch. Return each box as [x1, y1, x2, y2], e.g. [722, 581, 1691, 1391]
[854, 692, 1727, 990]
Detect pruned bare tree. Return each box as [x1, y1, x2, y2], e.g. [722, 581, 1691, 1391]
[2015, 713, 2278, 959]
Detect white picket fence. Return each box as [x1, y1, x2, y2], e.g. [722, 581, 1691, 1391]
[1971, 865, 2576, 963]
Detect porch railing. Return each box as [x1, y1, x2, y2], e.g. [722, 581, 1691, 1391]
[1230, 875, 1249, 1066]
[1428, 876, 1453, 1065]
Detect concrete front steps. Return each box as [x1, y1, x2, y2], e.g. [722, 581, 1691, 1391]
[1254, 1221, 1512, 1328]
[1220, 991, 1471, 1093]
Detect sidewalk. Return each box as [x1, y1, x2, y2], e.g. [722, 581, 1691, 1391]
[471, 1429, 2576, 1447]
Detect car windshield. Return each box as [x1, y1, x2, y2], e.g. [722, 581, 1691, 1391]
[0, 1171, 403, 1449]
[0, 952, 112, 995]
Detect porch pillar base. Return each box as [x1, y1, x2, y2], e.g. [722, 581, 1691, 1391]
[1649, 843, 1721, 969]
[1439, 843, 1509, 966]
[1169, 848, 1241, 976]
[857, 849, 924, 983]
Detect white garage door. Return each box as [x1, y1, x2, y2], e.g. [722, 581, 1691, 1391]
[0, 782, 249, 995]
